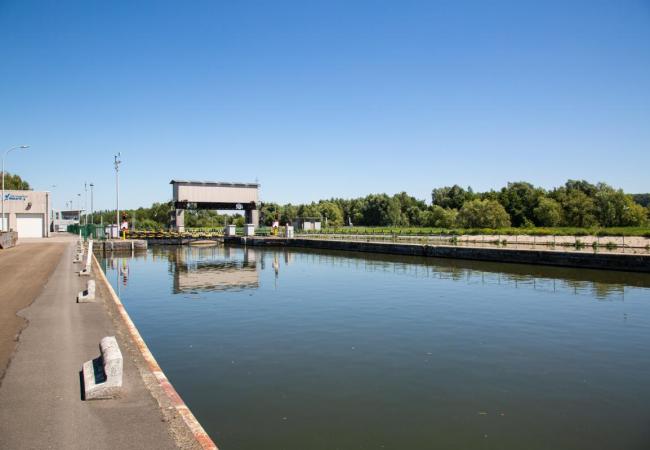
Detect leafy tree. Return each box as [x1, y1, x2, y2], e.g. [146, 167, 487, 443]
[318, 201, 343, 227]
[361, 194, 402, 226]
[593, 184, 629, 227]
[185, 210, 227, 228]
[391, 192, 426, 225]
[281, 204, 298, 224]
[260, 202, 281, 225]
[297, 202, 321, 220]
[557, 189, 597, 227]
[419, 206, 457, 228]
[563, 179, 598, 197]
[632, 194, 650, 207]
[591, 183, 648, 227]
[2, 172, 30, 190]
[456, 199, 511, 228]
[477, 190, 499, 202]
[137, 218, 163, 230]
[533, 197, 563, 226]
[498, 182, 544, 226]
[621, 201, 648, 226]
[149, 202, 172, 225]
[431, 185, 474, 210]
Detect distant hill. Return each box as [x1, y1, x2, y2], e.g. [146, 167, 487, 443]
[632, 194, 650, 207]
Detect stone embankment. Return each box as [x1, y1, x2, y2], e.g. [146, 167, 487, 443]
[92, 239, 148, 253]
[226, 236, 650, 273]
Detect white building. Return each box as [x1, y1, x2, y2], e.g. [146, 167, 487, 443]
[53, 210, 82, 232]
[1, 190, 51, 238]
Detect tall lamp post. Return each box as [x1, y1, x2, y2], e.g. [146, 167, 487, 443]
[84, 182, 88, 225]
[89, 183, 94, 225]
[114, 153, 121, 238]
[1, 145, 29, 232]
[50, 184, 56, 232]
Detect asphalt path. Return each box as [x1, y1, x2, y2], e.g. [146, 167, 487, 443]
[0, 236, 181, 449]
[0, 240, 64, 383]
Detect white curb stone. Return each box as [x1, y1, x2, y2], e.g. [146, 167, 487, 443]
[77, 280, 96, 303]
[79, 240, 93, 276]
[82, 336, 123, 400]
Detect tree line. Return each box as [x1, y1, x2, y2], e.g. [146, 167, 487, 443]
[1, 172, 31, 190]
[88, 180, 649, 230]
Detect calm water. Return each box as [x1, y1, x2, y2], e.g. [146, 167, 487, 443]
[102, 245, 650, 450]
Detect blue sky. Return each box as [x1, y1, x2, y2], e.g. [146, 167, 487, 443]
[1, 0, 649, 211]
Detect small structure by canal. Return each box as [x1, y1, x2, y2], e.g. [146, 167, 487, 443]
[101, 245, 650, 450]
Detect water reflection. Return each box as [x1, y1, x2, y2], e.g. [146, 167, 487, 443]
[102, 245, 650, 301]
[100, 245, 650, 450]
[171, 246, 259, 293]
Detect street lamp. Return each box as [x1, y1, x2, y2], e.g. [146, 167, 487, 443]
[84, 182, 88, 225]
[1, 145, 29, 232]
[114, 153, 121, 238]
[89, 183, 94, 225]
[50, 184, 56, 232]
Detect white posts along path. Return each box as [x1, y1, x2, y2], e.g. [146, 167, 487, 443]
[77, 280, 96, 303]
[79, 239, 93, 276]
[82, 336, 123, 400]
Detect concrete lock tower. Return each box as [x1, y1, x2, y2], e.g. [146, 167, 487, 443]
[170, 180, 260, 232]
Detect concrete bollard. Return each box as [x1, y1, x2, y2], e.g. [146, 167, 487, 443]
[77, 280, 96, 303]
[79, 240, 93, 276]
[82, 336, 123, 400]
[74, 240, 85, 263]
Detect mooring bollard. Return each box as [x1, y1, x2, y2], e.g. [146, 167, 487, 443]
[77, 280, 96, 303]
[79, 240, 93, 276]
[82, 336, 123, 400]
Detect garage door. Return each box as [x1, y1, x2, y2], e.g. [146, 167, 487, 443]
[16, 213, 43, 238]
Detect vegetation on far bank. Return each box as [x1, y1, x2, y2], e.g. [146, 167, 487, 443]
[86, 179, 650, 232]
[258, 180, 650, 230]
[10, 171, 647, 233]
[300, 226, 650, 237]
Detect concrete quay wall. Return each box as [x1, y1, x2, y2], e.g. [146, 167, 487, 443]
[92, 239, 148, 253]
[226, 236, 650, 273]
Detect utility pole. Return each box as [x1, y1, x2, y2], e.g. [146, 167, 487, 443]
[89, 183, 94, 225]
[114, 153, 121, 238]
[84, 182, 88, 226]
[50, 185, 56, 232]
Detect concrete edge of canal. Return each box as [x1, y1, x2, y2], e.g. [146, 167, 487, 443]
[92, 254, 220, 450]
[225, 237, 650, 273]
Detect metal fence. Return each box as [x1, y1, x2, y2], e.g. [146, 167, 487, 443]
[67, 224, 106, 240]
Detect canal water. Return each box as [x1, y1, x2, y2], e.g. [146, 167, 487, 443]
[101, 245, 650, 450]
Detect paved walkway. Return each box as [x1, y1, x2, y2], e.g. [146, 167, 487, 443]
[0, 235, 183, 449]
[0, 239, 64, 382]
